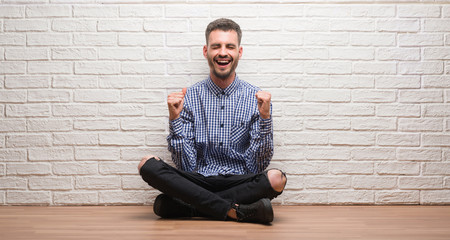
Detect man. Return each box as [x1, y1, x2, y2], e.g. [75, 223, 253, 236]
[138, 18, 287, 224]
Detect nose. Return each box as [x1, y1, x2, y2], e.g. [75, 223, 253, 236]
[218, 46, 227, 57]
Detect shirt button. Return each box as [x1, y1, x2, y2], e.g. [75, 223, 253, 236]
[220, 124, 224, 128]
[221, 106, 224, 110]
[219, 142, 223, 146]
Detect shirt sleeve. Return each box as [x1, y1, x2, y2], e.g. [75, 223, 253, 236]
[244, 106, 274, 173]
[166, 104, 197, 172]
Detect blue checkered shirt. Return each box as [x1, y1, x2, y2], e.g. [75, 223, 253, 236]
[167, 75, 273, 177]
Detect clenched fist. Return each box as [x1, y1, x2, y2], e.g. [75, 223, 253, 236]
[255, 90, 271, 119]
[168, 88, 187, 121]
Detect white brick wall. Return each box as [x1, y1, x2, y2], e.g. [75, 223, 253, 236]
[0, 0, 449, 206]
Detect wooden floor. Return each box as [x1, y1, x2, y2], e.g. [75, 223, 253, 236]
[0, 206, 449, 240]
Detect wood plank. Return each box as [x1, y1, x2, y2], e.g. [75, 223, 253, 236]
[0, 206, 449, 240]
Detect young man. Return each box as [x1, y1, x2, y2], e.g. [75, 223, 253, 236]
[138, 18, 287, 224]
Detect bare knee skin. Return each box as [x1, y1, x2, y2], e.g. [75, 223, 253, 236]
[137, 155, 160, 172]
[267, 169, 287, 193]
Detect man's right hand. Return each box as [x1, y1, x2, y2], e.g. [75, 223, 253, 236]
[167, 88, 187, 121]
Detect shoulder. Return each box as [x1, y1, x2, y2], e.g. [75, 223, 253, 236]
[239, 79, 261, 95]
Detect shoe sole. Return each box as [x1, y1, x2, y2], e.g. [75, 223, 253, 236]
[261, 198, 274, 223]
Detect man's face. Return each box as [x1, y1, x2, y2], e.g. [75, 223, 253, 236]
[203, 30, 243, 81]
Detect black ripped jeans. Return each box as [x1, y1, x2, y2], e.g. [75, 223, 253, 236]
[139, 157, 285, 220]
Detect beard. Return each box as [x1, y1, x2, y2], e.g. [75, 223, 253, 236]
[207, 55, 239, 80]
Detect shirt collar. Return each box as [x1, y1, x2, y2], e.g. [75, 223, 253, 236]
[206, 74, 241, 97]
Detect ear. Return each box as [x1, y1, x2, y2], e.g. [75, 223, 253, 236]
[203, 45, 208, 59]
[238, 46, 243, 60]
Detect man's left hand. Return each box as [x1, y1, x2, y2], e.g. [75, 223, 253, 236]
[255, 91, 271, 119]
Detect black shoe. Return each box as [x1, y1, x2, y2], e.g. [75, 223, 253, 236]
[234, 198, 274, 224]
[153, 194, 196, 218]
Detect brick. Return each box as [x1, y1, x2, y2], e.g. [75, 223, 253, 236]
[98, 20, 143, 32]
[53, 76, 97, 89]
[99, 133, 145, 146]
[281, 191, 328, 205]
[166, 5, 209, 17]
[306, 147, 351, 161]
[399, 177, 442, 190]
[329, 48, 374, 60]
[6, 134, 51, 148]
[424, 48, 450, 60]
[377, 19, 419, 32]
[284, 132, 328, 145]
[282, 48, 328, 60]
[121, 148, 170, 161]
[27, 33, 71, 46]
[122, 176, 152, 190]
[29, 177, 72, 190]
[305, 176, 351, 189]
[145, 104, 168, 117]
[329, 190, 374, 204]
[398, 5, 441, 18]
[119, 5, 163, 17]
[284, 75, 329, 88]
[121, 90, 165, 103]
[99, 162, 137, 175]
[354, 62, 396, 75]
[245, 47, 281, 60]
[0, 149, 27, 162]
[352, 90, 396, 103]
[122, 62, 166, 75]
[100, 76, 143, 89]
[0, 61, 26, 74]
[234, 19, 282, 32]
[377, 48, 420, 61]
[28, 90, 70, 103]
[0, 33, 25, 46]
[399, 34, 443, 46]
[143, 76, 189, 89]
[421, 190, 450, 204]
[4, 20, 48, 32]
[305, 5, 351, 17]
[375, 76, 420, 89]
[7, 163, 51, 175]
[376, 104, 420, 117]
[119, 33, 163, 46]
[5, 76, 50, 89]
[5, 48, 48, 60]
[74, 90, 120, 103]
[53, 133, 98, 146]
[329, 104, 375, 116]
[305, 89, 350, 102]
[353, 176, 397, 190]
[272, 147, 307, 161]
[257, 61, 302, 74]
[75, 62, 120, 75]
[73, 5, 118, 18]
[121, 118, 166, 131]
[284, 19, 329, 32]
[351, 33, 395, 46]
[53, 162, 98, 175]
[28, 61, 72, 74]
[75, 148, 120, 161]
[210, 4, 257, 18]
[146, 133, 168, 146]
[76, 176, 120, 190]
[0, 177, 27, 190]
[52, 48, 97, 60]
[7, 191, 51, 205]
[98, 104, 144, 117]
[0, 90, 26, 103]
[99, 48, 143, 61]
[376, 162, 420, 175]
[26, 5, 71, 17]
[378, 133, 420, 147]
[423, 163, 450, 175]
[423, 76, 450, 88]
[29, 148, 74, 161]
[352, 147, 396, 161]
[52, 20, 97, 32]
[424, 20, 450, 32]
[399, 90, 443, 103]
[74, 33, 117, 46]
[330, 162, 374, 175]
[352, 118, 396, 131]
[352, 5, 395, 17]
[146, 47, 189, 61]
[423, 134, 450, 147]
[283, 175, 304, 190]
[305, 119, 350, 130]
[99, 190, 156, 205]
[258, 4, 304, 17]
[375, 191, 419, 204]
[144, 19, 188, 33]
[304, 33, 348, 46]
[397, 148, 441, 161]
[398, 118, 443, 132]
[425, 105, 450, 117]
[329, 132, 375, 146]
[54, 192, 98, 205]
[331, 19, 375, 32]
[27, 119, 72, 132]
[74, 119, 118, 131]
[399, 62, 443, 75]
[0, 6, 24, 18]
[53, 104, 97, 117]
[6, 104, 50, 117]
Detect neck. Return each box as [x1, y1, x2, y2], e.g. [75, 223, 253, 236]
[210, 72, 236, 89]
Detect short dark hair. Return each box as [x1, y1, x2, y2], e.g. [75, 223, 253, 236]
[205, 18, 242, 45]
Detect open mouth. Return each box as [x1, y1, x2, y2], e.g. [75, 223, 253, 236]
[215, 58, 232, 67]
